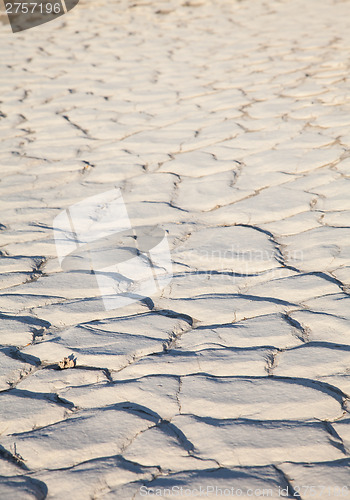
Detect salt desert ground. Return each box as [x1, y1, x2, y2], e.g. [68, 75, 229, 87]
[1, 0, 350, 498]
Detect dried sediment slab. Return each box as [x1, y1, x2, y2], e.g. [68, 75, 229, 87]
[111, 348, 269, 380]
[169, 415, 345, 467]
[245, 273, 341, 304]
[178, 375, 343, 421]
[172, 225, 279, 273]
[28, 457, 158, 500]
[177, 313, 303, 350]
[273, 343, 350, 379]
[0, 391, 68, 435]
[280, 226, 350, 272]
[287, 308, 350, 344]
[59, 375, 180, 420]
[0, 315, 34, 347]
[1, 407, 157, 471]
[279, 461, 350, 500]
[0, 349, 33, 391]
[156, 294, 291, 324]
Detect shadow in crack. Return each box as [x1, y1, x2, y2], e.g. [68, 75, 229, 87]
[1, 346, 41, 367]
[0, 475, 48, 499]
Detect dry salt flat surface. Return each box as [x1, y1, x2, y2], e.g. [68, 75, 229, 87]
[1, 0, 350, 498]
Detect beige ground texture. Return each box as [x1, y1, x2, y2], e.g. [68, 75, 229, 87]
[1, 0, 350, 498]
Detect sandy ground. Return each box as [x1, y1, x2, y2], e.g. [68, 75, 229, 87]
[1, 0, 350, 498]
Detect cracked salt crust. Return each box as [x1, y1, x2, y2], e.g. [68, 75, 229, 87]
[1, 0, 350, 496]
